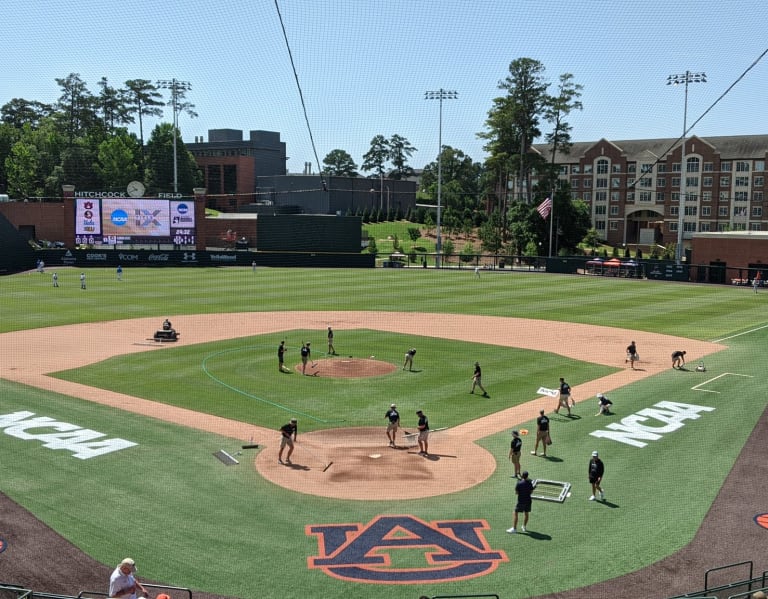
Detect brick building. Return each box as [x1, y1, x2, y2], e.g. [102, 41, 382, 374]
[532, 135, 768, 251]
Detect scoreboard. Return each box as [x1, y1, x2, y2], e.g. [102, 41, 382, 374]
[75, 198, 196, 246]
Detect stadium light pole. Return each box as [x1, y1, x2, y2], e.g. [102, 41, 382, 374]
[667, 71, 706, 264]
[157, 79, 192, 194]
[425, 89, 457, 268]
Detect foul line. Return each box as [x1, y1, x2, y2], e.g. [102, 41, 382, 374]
[692, 372, 754, 393]
[712, 323, 768, 343]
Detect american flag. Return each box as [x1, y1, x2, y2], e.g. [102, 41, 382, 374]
[536, 197, 552, 219]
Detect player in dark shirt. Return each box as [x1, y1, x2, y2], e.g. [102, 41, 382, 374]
[470, 362, 489, 397]
[588, 451, 605, 501]
[531, 410, 550, 457]
[278, 341, 288, 372]
[416, 409, 430, 456]
[385, 404, 400, 447]
[507, 471, 534, 533]
[278, 418, 298, 464]
[509, 430, 523, 478]
[672, 350, 686, 369]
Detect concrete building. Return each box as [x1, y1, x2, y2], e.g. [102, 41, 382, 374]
[532, 135, 768, 251]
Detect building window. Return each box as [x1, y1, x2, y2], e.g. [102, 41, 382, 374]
[753, 176, 763, 188]
[656, 177, 666, 187]
[597, 159, 609, 174]
[752, 206, 763, 217]
[720, 176, 730, 187]
[672, 177, 681, 188]
[572, 165, 581, 174]
[583, 192, 591, 202]
[701, 206, 711, 216]
[673, 162, 681, 172]
[570, 178, 580, 188]
[736, 161, 750, 172]
[658, 163, 667, 173]
[609, 221, 618, 230]
[583, 178, 592, 188]
[627, 164, 636, 173]
[702, 191, 712, 202]
[703, 176, 713, 187]
[641, 163, 654, 175]
[754, 191, 764, 202]
[584, 164, 593, 174]
[639, 177, 652, 187]
[703, 162, 713, 172]
[733, 223, 747, 231]
[595, 191, 607, 202]
[735, 191, 749, 201]
[612, 164, 622, 173]
[684, 222, 697, 232]
[699, 222, 710, 231]
[656, 192, 665, 203]
[594, 204, 606, 215]
[720, 161, 732, 172]
[755, 160, 765, 172]
[685, 177, 699, 188]
[670, 206, 679, 216]
[559, 165, 569, 175]
[686, 157, 700, 173]
[596, 178, 608, 188]
[595, 220, 606, 230]
[750, 223, 762, 231]
[626, 191, 634, 203]
[718, 206, 728, 217]
[719, 191, 728, 201]
[610, 205, 619, 216]
[612, 177, 621, 188]
[735, 176, 749, 187]
[684, 205, 697, 216]
[639, 191, 652, 202]
[669, 221, 678, 232]
[717, 223, 728, 231]
[611, 191, 620, 202]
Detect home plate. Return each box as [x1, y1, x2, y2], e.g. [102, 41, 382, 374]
[369, 453, 382, 459]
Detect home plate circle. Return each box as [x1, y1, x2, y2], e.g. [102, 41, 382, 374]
[369, 453, 382, 459]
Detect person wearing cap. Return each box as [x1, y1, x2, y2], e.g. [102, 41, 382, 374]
[278, 340, 289, 373]
[385, 403, 400, 447]
[626, 340, 638, 369]
[416, 409, 429, 456]
[109, 557, 148, 599]
[278, 418, 298, 464]
[300, 342, 311, 375]
[531, 409, 550, 457]
[403, 348, 416, 371]
[588, 451, 605, 501]
[508, 430, 523, 478]
[554, 377, 572, 417]
[327, 326, 336, 355]
[595, 393, 613, 416]
[470, 362, 489, 397]
[507, 470, 534, 534]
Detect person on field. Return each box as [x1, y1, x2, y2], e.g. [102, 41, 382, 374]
[327, 326, 336, 355]
[278, 340, 288, 372]
[595, 393, 614, 416]
[626, 340, 638, 369]
[403, 348, 416, 371]
[531, 409, 550, 457]
[509, 430, 523, 478]
[672, 350, 687, 369]
[385, 403, 400, 447]
[588, 451, 605, 501]
[278, 418, 298, 464]
[507, 470, 533, 534]
[108, 557, 148, 599]
[416, 409, 429, 456]
[301, 342, 311, 375]
[555, 377, 572, 416]
[470, 362, 489, 397]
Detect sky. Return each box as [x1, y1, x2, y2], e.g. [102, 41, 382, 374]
[2, 0, 766, 174]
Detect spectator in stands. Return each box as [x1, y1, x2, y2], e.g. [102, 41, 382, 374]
[109, 557, 148, 598]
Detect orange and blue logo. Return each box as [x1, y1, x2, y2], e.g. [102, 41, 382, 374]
[755, 513, 768, 531]
[307, 515, 507, 583]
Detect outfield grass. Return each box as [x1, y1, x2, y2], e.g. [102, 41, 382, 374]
[1, 267, 766, 599]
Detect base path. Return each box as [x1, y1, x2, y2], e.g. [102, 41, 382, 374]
[0, 311, 725, 500]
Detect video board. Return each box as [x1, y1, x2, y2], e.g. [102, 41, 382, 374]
[75, 198, 196, 245]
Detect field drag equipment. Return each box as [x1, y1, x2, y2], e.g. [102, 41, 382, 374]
[402, 427, 448, 447]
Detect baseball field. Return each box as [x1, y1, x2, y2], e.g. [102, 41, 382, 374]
[0, 266, 766, 599]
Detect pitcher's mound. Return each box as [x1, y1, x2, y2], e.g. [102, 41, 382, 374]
[294, 357, 397, 378]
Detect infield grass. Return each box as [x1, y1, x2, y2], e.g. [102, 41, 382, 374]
[1, 267, 767, 599]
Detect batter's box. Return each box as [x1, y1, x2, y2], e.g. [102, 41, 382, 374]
[531, 479, 571, 502]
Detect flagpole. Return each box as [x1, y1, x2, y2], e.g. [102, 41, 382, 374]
[548, 188, 554, 257]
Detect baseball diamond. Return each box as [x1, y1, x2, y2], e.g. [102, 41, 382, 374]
[0, 270, 766, 599]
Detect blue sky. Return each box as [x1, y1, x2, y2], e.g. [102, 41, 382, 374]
[2, 0, 766, 174]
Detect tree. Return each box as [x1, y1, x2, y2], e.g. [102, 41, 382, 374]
[479, 209, 504, 253]
[361, 135, 390, 177]
[54, 73, 97, 146]
[5, 141, 39, 198]
[1, 99, 53, 129]
[96, 77, 132, 131]
[542, 72, 583, 187]
[388, 134, 416, 179]
[582, 228, 601, 252]
[322, 149, 358, 176]
[144, 123, 201, 194]
[94, 132, 141, 188]
[124, 79, 164, 159]
[442, 238, 455, 264]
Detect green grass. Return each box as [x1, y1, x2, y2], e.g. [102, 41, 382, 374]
[1, 267, 767, 599]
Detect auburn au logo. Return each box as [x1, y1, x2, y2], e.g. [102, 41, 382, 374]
[306, 515, 508, 583]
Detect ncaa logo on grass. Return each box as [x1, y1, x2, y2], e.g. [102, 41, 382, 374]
[306, 515, 507, 583]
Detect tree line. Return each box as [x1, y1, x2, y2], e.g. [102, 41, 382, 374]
[2, 58, 595, 254]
